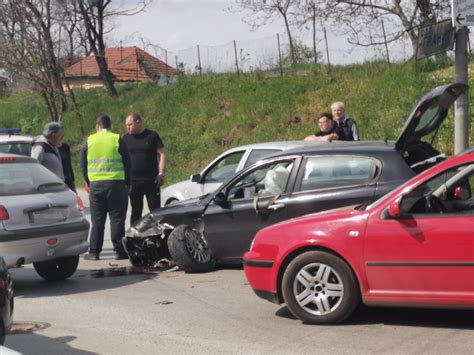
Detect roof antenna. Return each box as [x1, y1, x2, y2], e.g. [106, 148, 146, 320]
[120, 41, 123, 61]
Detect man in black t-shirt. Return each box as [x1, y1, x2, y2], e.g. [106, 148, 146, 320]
[123, 113, 167, 224]
[304, 112, 345, 142]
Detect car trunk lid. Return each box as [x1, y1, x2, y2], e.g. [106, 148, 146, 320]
[0, 191, 79, 231]
[395, 83, 467, 154]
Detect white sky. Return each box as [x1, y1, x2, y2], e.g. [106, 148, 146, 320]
[112, 0, 471, 69]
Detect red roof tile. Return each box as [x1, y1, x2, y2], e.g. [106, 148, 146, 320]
[64, 47, 176, 81]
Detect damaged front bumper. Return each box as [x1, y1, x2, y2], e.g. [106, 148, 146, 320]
[121, 215, 174, 267]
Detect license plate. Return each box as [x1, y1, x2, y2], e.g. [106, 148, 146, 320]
[28, 208, 68, 225]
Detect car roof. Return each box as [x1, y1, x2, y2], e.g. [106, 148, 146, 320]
[266, 140, 397, 158]
[223, 140, 317, 153]
[0, 134, 35, 144]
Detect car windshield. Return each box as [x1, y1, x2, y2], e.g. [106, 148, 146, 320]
[0, 161, 66, 196]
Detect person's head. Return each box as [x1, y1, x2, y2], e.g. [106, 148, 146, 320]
[95, 115, 112, 131]
[125, 112, 144, 135]
[318, 112, 334, 133]
[42, 121, 64, 147]
[331, 102, 346, 121]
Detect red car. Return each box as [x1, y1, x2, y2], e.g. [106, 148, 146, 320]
[243, 150, 474, 324]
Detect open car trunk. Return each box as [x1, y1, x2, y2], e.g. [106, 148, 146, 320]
[395, 83, 468, 173]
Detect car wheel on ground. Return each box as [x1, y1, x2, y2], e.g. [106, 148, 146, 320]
[282, 251, 360, 325]
[165, 198, 179, 206]
[33, 255, 80, 281]
[167, 225, 216, 273]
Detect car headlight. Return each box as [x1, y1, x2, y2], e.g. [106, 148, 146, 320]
[126, 215, 164, 238]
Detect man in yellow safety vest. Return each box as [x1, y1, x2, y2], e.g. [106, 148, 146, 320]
[80, 115, 131, 260]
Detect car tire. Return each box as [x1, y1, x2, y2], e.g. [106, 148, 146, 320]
[282, 251, 359, 325]
[167, 225, 216, 273]
[33, 255, 79, 281]
[165, 198, 180, 206]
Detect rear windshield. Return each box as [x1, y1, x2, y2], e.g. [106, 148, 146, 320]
[0, 161, 66, 196]
[0, 143, 32, 156]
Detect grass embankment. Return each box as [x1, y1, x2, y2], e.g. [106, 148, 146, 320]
[0, 59, 473, 186]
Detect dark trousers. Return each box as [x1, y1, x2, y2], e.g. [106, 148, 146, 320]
[89, 180, 128, 254]
[129, 180, 160, 225]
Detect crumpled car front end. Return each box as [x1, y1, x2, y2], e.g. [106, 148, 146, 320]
[122, 215, 174, 267]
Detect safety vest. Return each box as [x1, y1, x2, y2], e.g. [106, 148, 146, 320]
[87, 131, 125, 181]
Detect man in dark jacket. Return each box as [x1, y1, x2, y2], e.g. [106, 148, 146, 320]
[331, 102, 360, 141]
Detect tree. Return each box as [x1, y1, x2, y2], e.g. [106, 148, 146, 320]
[295, 0, 330, 65]
[0, 0, 68, 120]
[76, 0, 150, 97]
[330, 0, 451, 57]
[233, 0, 299, 65]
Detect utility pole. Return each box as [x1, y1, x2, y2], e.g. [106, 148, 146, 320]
[451, 0, 472, 153]
[454, 26, 470, 153]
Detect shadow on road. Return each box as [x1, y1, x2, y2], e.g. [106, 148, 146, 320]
[275, 305, 474, 330]
[5, 333, 97, 354]
[8, 250, 170, 298]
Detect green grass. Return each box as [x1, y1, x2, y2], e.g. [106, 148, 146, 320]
[0, 58, 473, 187]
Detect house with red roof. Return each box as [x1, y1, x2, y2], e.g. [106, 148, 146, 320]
[64, 46, 177, 89]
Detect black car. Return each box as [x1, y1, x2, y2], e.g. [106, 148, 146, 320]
[122, 83, 467, 273]
[0, 256, 13, 345]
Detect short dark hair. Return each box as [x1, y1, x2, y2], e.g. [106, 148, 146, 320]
[96, 115, 112, 129]
[319, 112, 333, 122]
[128, 112, 142, 123]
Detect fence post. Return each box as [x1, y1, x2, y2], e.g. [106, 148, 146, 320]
[312, 5, 317, 65]
[323, 27, 331, 73]
[381, 19, 390, 65]
[165, 49, 169, 84]
[233, 40, 240, 77]
[277, 33, 283, 77]
[197, 45, 202, 76]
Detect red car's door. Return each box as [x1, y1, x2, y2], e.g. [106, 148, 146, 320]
[364, 163, 474, 305]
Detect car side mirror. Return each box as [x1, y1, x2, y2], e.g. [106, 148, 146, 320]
[191, 174, 201, 183]
[213, 192, 227, 205]
[387, 200, 401, 219]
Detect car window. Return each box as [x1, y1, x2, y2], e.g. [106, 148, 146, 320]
[202, 151, 245, 183]
[300, 156, 375, 191]
[227, 161, 293, 200]
[414, 103, 440, 135]
[244, 149, 280, 168]
[0, 143, 32, 156]
[400, 163, 474, 216]
[0, 161, 66, 196]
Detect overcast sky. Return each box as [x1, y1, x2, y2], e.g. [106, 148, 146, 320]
[113, 0, 470, 68]
[115, 0, 285, 50]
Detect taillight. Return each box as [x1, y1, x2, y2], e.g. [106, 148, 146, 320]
[0, 157, 16, 163]
[76, 195, 84, 212]
[0, 205, 9, 220]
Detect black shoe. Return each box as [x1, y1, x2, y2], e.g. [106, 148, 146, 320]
[115, 252, 128, 260]
[84, 253, 99, 261]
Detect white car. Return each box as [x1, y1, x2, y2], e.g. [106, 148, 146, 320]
[161, 141, 311, 206]
[0, 153, 89, 281]
[0, 128, 34, 156]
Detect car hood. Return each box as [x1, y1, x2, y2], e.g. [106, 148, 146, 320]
[262, 204, 368, 237]
[129, 195, 208, 232]
[395, 83, 467, 153]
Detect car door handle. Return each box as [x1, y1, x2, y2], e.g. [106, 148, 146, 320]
[268, 203, 285, 211]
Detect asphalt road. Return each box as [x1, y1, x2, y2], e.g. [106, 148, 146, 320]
[3, 192, 474, 354]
